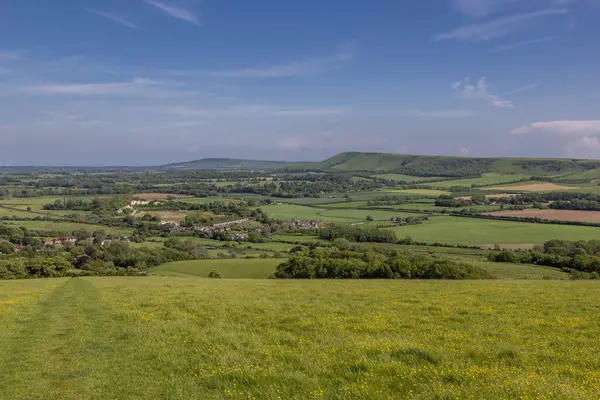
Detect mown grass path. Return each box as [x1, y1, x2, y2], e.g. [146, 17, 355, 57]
[0, 279, 139, 400]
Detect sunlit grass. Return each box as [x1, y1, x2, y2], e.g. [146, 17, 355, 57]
[1, 277, 599, 399]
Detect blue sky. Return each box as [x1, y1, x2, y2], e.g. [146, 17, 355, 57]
[1, 0, 599, 165]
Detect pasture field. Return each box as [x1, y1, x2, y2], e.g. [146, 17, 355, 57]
[321, 201, 370, 208]
[484, 182, 577, 192]
[152, 258, 285, 278]
[258, 204, 423, 223]
[0, 207, 38, 218]
[465, 259, 569, 280]
[319, 209, 423, 221]
[378, 203, 503, 213]
[484, 209, 600, 223]
[133, 193, 194, 200]
[371, 173, 444, 182]
[0, 196, 103, 211]
[258, 204, 326, 221]
[427, 173, 529, 188]
[270, 234, 329, 244]
[384, 188, 451, 196]
[1, 277, 599, 399]
[389, 215, 600, 245]
[0, 220, 133, 235]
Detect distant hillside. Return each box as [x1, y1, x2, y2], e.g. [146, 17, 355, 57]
[302, 152, 600, 178]
[162, 158, 306, 170]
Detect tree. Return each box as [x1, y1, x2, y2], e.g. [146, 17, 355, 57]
[208, 269, 222, 279]
[366, 215, 374, 222]
[332, 238, 353, 250]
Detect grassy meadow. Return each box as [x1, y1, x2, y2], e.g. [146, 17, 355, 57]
[152, 258, 285, 278]
[0, 220, 133, 235]
[391, 216, 600, 245]
[0, 277, 599, 399]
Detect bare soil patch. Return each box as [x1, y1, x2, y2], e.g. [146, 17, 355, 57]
[485, 183, 577, 192]
[133, 193, 193, 200]
[480, 244, 536, 250]
[484, 209, 600, 223]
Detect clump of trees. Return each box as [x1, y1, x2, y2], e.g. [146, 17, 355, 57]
[273, 247, 490, 279]
[488, 239, 600, 279]
[320, 224, 397, 243]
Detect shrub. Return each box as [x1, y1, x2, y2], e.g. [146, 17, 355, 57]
[208, 269, 222, 279]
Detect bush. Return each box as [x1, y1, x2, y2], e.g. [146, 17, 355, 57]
[208, 269, 222, 279]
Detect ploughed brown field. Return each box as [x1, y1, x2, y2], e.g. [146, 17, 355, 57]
[485, 183, 576, 192]
[484, 209, 600, 223]
[133, 193, 193, 200]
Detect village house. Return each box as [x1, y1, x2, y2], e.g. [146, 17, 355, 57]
[42, 237, 77, 247]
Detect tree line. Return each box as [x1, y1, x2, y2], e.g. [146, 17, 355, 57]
[273, 247, 490, 279]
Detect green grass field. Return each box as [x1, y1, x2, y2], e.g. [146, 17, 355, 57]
[390, 215, 600, 245]
[371, 174, 444, 182]
[469, 260, 569, 280]
[152, 258, 285, 278]
[384, 188, 451, 196]
[0, 220, 133, 235]
[1, 277, 599, 399]
[427, 173, 530, 188]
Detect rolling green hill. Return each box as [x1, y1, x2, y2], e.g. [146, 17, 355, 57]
[304, 152, 600, 178]
[161, 158, 306, 170]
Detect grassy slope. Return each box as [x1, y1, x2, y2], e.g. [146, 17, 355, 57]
[161, 158, 301, 170]
[152, 258, 285, 278]
[308, 152, 591, 176]
[1, 277, 599, 399]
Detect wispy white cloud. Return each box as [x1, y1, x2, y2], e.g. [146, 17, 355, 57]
[453, 0, 577, 18]
[407, 109, 476, 118]
[144, 0, 200, 25]
[22, 78, 160, 96]
[508, 83, 540, 95]
[492, 36, 556, 52]
[453, 77, 513, 108]
[435, 9, 568, 42]
[511, 120, 600, 135]
[204, 45, 354, 78]
[86, 9, 140, 29]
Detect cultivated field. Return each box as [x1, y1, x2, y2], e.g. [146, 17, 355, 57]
[485, 183, 576, 192]
[0, 278, 598, 399]
[484, 209, 600, 223]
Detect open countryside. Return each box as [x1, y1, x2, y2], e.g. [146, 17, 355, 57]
[3, 154, 600, 399]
